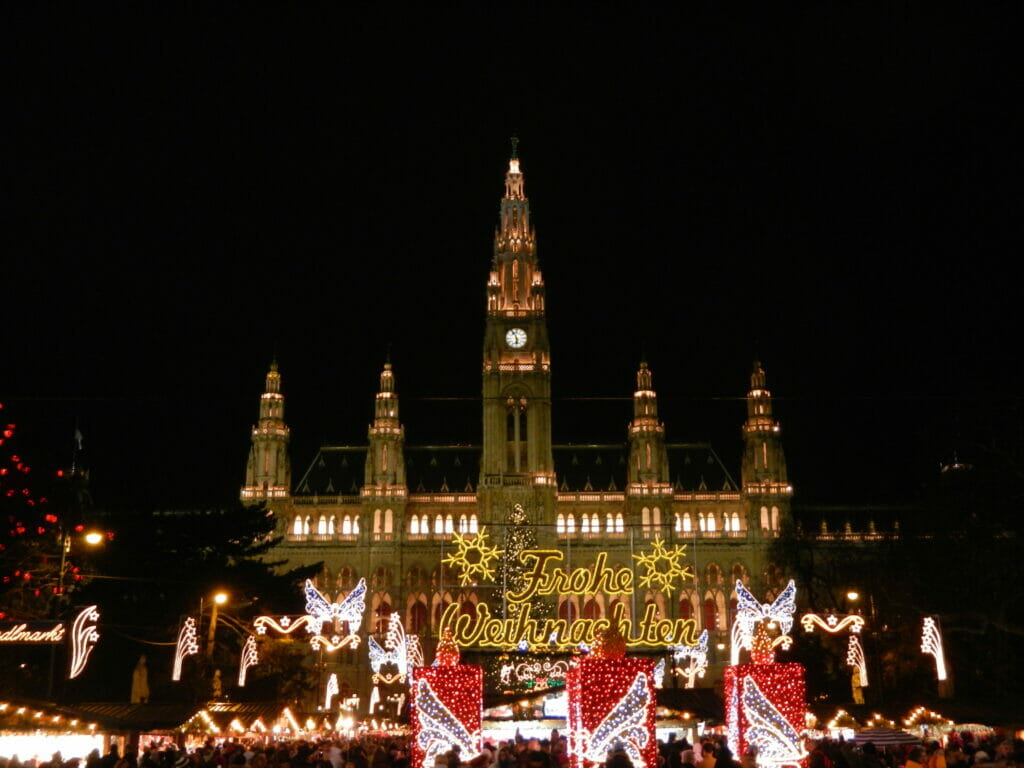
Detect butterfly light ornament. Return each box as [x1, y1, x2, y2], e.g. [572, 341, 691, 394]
[580, 672, 653, 768]
[731, 580, 796, 665]
[255, 578, 367, 651]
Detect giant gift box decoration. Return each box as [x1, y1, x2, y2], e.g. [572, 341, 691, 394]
[566, 625, 657, 768]
[724, 662, 806, 766]
[410, 629, 483, 768]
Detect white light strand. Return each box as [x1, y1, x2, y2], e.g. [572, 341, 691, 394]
[413, 677, 480, 767]
[325, 673, 339, 710]
[68, 605, 100, 680]
[238, 635, 258, 687]
[369, 684, 381, 714]
[172, 616, 199, 681]
[801, 613, 865, 634]
[846, 634, 868, 687]
[672, 629, 708, 688]
[653, 658, 666, 689]
[742, 676, 805, 768]
[921, 617, 947, 681]
[581, 672, 652, 768]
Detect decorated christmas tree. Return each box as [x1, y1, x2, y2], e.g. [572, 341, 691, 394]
[497, 502, 552, 622]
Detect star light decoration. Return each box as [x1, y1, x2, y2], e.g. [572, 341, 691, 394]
[846, 634, 868, 687]
[68, 605, 100, 680]
[172, 616, 199, 681]
[921, 617, 947, 681]
[442, 527, 502, 586]
[237, 635, 258, 687]
[631, 536, 692, 596]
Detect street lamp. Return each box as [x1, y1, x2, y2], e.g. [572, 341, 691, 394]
[846, 590, 860, 602]
[83, 531, 104, 546]
[206, 591, 229, 658]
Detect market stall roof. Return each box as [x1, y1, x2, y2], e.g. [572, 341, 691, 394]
[0, 699, 102, 734]
[64, 702, 199, 732]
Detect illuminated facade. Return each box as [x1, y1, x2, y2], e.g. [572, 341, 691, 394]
[240, 145, 793, 699]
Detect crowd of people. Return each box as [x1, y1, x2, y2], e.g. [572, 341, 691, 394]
[2, 731, 1023, 768]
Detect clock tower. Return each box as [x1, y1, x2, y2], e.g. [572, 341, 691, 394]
[481, 140, 555, 522]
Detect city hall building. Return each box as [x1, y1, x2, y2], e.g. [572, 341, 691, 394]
[240, 146, 793, 699]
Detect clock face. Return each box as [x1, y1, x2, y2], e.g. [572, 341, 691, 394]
[506, 328, 528, 349]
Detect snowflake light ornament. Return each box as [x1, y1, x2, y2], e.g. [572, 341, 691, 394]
[442, 526, 502, 586]
[632, 536, 693, 596]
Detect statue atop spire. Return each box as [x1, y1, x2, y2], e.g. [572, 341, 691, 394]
[510, 134, 519, 159]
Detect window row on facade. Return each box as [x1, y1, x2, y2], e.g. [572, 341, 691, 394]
[289, 505, 782, 541]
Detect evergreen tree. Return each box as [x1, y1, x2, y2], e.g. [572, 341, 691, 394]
[497, 502, 551, 621]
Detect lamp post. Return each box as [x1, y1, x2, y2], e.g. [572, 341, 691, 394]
[206, 591, 228, 658]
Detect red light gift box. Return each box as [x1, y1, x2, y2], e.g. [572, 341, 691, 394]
[724, 662, 806, 760]
[566, 654, 657, 768]
[410, 630, 482, 768]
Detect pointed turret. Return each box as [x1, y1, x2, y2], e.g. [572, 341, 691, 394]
[628, 362, 669, 486]
[363, 360, 407, 542]
[365, 361, 406, 489]
[242, 360, 291, 502]
[627, 362, 672, 536]
[741, 361, 792, 532]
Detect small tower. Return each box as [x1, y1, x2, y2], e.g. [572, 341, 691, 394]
[741, 361, 791, 533]
[627, 361, 672, 535]
[242, 360, 291, 502]
[364, 361, 407, 542]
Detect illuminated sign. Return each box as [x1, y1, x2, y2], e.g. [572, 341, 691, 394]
[439, 537, 699, 650]
[0, 622, 66, 644]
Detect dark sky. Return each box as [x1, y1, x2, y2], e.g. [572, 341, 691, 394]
[6, 5, 1020, 510]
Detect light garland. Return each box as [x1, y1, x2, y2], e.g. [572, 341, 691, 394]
[325, 673, 339, 709]
[237, 635, 258, 687]
[921, 617, 947, 681]
[801, 613, 865, 634]
[566, 656, 656, 768]
[68, 605, 100, 679]
[846, 634, 868, 687]
[172, 616, 199, 681]
[732, 580, 796, 665]
[671, 629, 708, 688]
[410, 667, 483, 768]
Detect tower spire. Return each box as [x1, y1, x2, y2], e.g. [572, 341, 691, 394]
[741, 360, 792, 532]
[242, 360, 291, 502]
[628, 361, 669, 488]
[365, 360, 406, 489]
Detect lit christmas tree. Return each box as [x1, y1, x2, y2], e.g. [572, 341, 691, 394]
[497, 502, 552, 622]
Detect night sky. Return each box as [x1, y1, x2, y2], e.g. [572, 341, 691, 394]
[7, 6, 1020, 511]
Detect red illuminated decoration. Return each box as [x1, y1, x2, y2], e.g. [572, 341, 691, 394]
[410, 630, 483, 768]
[566, 622, 657, 768]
